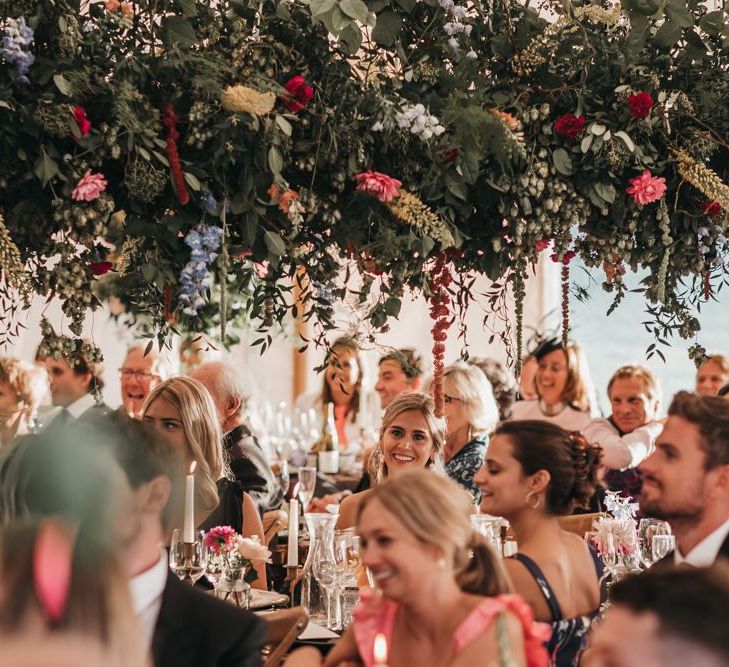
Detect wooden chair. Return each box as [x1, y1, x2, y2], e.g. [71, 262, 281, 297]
[261, 606, 309, 667]
[559, 512, 600, 538]
[263, 510, 288, 547]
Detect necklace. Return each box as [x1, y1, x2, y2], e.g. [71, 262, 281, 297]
[539, 399, 566, 417]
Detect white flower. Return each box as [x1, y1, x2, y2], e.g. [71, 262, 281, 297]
[372, 120, 385, 131]
[466, 49, 477, 60]
[447, 37, 460, 51]
[444, 21, 459, 35]
[439, 0, 455, 10]
[463, 24, 472, 37]
[451, 5, 468, 20]
[237, 536, 272, 563]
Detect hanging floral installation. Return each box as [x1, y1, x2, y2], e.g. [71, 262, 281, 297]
[0, 0, 728, 374]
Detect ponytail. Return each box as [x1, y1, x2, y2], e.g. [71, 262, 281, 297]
[567, 431, 602, 510]
[456, 533, 512, 596]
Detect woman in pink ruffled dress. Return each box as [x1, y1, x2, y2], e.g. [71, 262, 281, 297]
[285, 469, 549, 667]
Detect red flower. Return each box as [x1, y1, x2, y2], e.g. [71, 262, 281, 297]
[73, 106, 91, 137]
[701, 200, 722, 217]
[535, 238, 551, 252]
[554, 114, 585, 141]
[282, 75, 313, 113]
[551, 250, 576, 265]
[628, 92, 653, 119]
[88, 261, 112, 276]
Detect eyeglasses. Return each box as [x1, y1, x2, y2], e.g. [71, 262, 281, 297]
[119, 368, 157, 379]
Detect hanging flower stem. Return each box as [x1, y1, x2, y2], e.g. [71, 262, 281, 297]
[161, 103, 189, 206]
[561, 262, 570, 348]
[512, 263, 526, 379]
[429, 252, 453, 418]
[704, 270, 711, 301]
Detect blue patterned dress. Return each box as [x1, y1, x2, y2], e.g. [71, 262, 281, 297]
[445, 435, 488, 502]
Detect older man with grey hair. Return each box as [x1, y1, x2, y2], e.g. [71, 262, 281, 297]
[119, 343, 175, 419]
[189, 361, 281, 514]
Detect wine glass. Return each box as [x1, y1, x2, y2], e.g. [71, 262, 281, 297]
[270, 458, 290, 498]
[298, 466, 317, 512]
[598, 532, 618, 586]
[313, 554, 340, 630]
[652, 534, 675, 562]
[169, 529, 207, 584]
[638, 519, 671, 568]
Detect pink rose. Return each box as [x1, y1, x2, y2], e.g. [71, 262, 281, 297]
[237, 536, 271, 563]
[354, 170, 402, 203]
[626, 170, 666, 205]
[73, 106, 91, 137]
[282, 75, 314, 113]
[71, 170, 107, 202]
[628, 92, 653, 119]
[554, 114, 585, 141]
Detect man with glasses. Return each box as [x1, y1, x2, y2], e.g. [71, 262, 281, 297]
[119, 345, 173, 419]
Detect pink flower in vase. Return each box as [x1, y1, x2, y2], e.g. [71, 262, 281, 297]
[626, 170, 666, 205]
[354, 170, 402, 203]
[71, 170, 107, 202]
[204, 525, 238, 555]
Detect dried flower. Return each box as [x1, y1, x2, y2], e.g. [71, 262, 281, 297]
[554, 114, 585, 141]
[388, 191, 455, 247]
[354, 170, 402, 203]
[626, 170, 666, 205]
[0, 212, 32, 298]
[281, 75, 314, 113]
[221, 85, 276, 116]
[489, 108, 521, 132]
[120, 2, 133, 18]
[674, 149, 729, 213]
[237, 535, 271, 563]
[71, 170, 107, 202]
[628, 92, 653, 119]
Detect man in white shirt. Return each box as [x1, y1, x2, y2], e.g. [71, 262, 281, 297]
[584, 365, 663, 500]
[639, 391, 729, 566]
[41, 344, 108, 425]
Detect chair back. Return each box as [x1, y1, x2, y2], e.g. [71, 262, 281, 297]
[263, 510, 287, 547]
[262, 606, 309, 667]
[559, 512, 600, 537]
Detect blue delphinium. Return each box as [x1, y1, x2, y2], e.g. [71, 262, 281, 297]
[2, 17, 34, 85]
[178, 224, 224, 316]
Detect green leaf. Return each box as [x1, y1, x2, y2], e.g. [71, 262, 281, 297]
[614, 131, 635, 152]
[653, 20, 683, 48]
[395, 0, 418, 10]
[311, 0, 336, 16]
[372, 10, 402, 46]
[141, 263, 156, 282]
[630, 0, 662, 16]
[625, 15, 650, 53]
[580, 134, 594, 153]
[275, 115, 292, 137]
[175, 0, 198, 17]
[664, 0, 693, 28]
[340, 23, 363, 54]
[699, 10, 725, 36]
[594, 182, 617, 204]
[383, 296, 402, 317]
[552, 148, 573, 176]
[331, 7, 351, 32]
[264, 230, 286, 257]
[162, 16, 197, 48]
[243, 214, 257, 246]
[340, 0, 369, 21]
[268, 146, 283, 176]
[53, 74, 72, 97]
[184, 172, 201, 191]
[590, 123, 607, 136]
[34, 153, 59, 186]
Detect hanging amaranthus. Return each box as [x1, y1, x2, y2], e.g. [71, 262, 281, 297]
[429, 252, 453, 418]
[673, 148, 729, 212]
[162, 103, 189, 205]
[561, 263, 570, 348]
[512, 262, 526, 379]
[0, 212, 32, 300]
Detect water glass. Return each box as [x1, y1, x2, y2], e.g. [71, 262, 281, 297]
[638, 519, 671, 568]
[313, 555, 340, 630]
[298, 466, 317, 511]
[270, 458, 290, 497]
[169, 529, 207, 584]
[652, 534, 675, 562]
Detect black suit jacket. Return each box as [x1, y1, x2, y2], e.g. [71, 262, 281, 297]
[655, 530, 729, 568]
[152, 572, 266, 667]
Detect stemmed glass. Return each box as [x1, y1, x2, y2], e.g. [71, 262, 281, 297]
[638, 519, 671, 568]
[313, 553, 340, 630]
[652, 534, 675, 562]
[298, 466, 317, 513]
[333, 530, 362, 629]
[169, 529, 207, 584]
[270, 458, 290, 498]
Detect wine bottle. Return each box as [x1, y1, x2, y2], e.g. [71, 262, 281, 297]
[317, 402, 340, 473]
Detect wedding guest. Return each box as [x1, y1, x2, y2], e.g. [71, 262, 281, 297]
[0, 357, 48, 446]
[101, 413, 267, 667]
[639, 391, 729, 565]
[336, 392, 447, 529]
[38, 344, 109, 427]
[441, 362, 499, 501]
[583, 365, 663, 499]
[475, 420, 604, 666]
[142, 377, 267, 587]
[297, 337, 377, 446]
[190, 361, 281, 514]
[293, 470, 549, 667]
[0, 518, 147, 667]
[469, 356, 517, 420]
[119, 344, 174, 419]
[518, 354, 538, 401]
[584, 565, 729, 667]
[696, 354, 729, 397]
[509, 339, 596, 431]
[374, 348, 423, 409]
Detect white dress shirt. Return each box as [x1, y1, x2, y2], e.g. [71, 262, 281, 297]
[583, 418, 662, 469]
[129, 549, 169, 650]
[675, 517, 729, 567]
[509, 400, 592, 432]
[66, 392, 97, 419]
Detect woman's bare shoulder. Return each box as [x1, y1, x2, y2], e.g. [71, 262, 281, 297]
[336, 490, 370, 529]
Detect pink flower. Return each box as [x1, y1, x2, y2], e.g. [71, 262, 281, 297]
[626, 170, 666, 205]
[535, 238, 551, 252]
[204, 525, 238, 555]
[628, 92, 653, 119]
[73, 107, 91, 137]
[354, 170, 402, 203]
[551, 249, 576, 265]
[282, 75, 314, 113]
[71, 170, 107, 202]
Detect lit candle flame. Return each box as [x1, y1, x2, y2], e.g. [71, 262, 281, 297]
[373, 633, 388, 665]
[291, 482, 300, 498]
[189, 461, 197, 474]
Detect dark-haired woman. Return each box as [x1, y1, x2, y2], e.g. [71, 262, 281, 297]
[474, 420, 604, 667]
